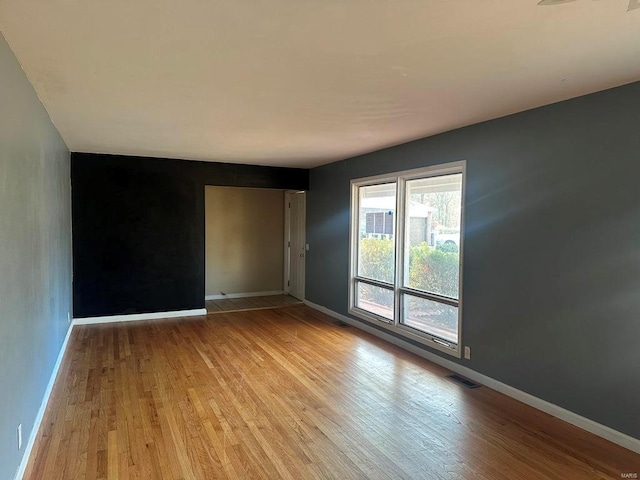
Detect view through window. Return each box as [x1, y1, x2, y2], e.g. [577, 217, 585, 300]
[355, 183, 396, 319]
[350, 162, 464, 354]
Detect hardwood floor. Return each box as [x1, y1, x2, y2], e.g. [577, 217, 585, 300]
[205, 294, 301, 314]
[25, 305, 639, 479]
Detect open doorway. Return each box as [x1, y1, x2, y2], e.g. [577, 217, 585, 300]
[204, 186, 302, 314]
[284, 191, 306, 301]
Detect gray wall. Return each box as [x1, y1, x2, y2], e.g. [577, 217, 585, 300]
[0, 33, 72, 479]
[307, 81, 640, 440]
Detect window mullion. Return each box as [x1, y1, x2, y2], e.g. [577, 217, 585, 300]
[399, 286, 459, 307]
[354, 276, 394, 290]
[394, 177, 405, 327]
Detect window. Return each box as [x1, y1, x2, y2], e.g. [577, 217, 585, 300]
[349, 162, 465, 356]
[354, 183, 396, 319]
[365, 212, 394, 235]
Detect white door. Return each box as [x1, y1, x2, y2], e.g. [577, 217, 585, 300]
[287, 192, 306, 300]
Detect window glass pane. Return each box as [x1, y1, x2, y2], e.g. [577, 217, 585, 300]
[402, 294, 458, 344]
[404, 174, 462, 299]
[358, 183, 396, 284]
[356, 281, 394, 320]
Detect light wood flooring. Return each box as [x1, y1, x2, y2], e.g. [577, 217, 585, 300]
[206, 294, 301, 314]
[24, 305, 640, 479]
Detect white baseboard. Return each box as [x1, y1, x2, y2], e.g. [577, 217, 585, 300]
[205, 290, 283, 301]
[73, 308, 207, 325]
[14, 322, 74, 480]
[303, 300, 640, 455]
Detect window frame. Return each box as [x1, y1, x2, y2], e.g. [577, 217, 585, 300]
[348, 161, 466, 357]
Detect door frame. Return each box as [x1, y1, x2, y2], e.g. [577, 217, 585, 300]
[283, 190, 306, 299]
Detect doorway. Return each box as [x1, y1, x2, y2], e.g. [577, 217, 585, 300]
[285, 191, 306, 301]
[203, 186, 304, 315]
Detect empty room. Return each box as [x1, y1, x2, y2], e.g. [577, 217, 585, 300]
[1, 0, 639, 479]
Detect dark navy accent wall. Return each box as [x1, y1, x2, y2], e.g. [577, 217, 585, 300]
[72, 153, 308, 317]
[306, 81, 640, 439]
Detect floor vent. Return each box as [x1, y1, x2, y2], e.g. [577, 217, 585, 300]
[447, 374, 481, 389]
[334, 321, 351, 328]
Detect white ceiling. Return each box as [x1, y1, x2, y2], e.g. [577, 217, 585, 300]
[1, 0, 639, 168]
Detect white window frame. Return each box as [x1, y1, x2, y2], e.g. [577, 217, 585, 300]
[348, 161, 466, 357]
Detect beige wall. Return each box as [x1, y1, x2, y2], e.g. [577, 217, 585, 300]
[205, 186, 284, 297]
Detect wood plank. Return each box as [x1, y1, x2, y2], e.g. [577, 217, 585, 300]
[204, 300, 222, 312]
[24, 305, 640, 479]
[206, 294, 302, 313]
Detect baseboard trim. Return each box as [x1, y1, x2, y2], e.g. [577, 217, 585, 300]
[303, 300, 640, 455]
[14, 322, 74, 480]
[205, 291, 283, 301]
[73, 308, 207, 325]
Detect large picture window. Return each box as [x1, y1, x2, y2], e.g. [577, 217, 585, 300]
[349, 162, 465, 356]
